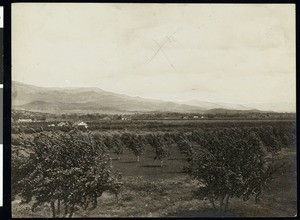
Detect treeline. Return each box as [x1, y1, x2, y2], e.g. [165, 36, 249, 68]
[12, 110, 296, 123]
[12, 119, 296, 134]
[12, 124, 295, 168]
[130, 112, 296, 120]
[12, 110, 123, 122]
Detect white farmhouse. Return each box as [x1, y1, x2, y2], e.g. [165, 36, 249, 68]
[77, 121, 88, 129]
[57, 122, 67, 127]
[18, 119, 33, 123]
[103, 117, 111, 121]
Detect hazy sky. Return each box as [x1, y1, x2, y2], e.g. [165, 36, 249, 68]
[12, 3, 295, 109]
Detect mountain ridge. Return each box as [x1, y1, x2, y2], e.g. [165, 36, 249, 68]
[12, 81, 281, 114]
[13, 81, 207, 114]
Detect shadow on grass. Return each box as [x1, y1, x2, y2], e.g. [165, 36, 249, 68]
[168, 158, 185, 161]
[169, 207, 239, 217]
[140, 165, 162, 168]
[166, 171, 184, 174]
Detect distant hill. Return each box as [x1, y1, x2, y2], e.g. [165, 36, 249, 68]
[13, 81, 278, 114]
[177, 99, 254, 111]
[204, 108, 263, 115]
[12, 81, 208, 114]
[242, 102, 296, 113]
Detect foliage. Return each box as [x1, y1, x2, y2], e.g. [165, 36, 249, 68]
[11, 118, 296, 217]
[12, 131, 123, 218]
[146, 132, 171, 167]
[121, 132, 144, 162]
[174, 132, 196, 162]
[255, 126, 281, 159]
[111, 133, 125, 159]
[184, 128, 284, 213]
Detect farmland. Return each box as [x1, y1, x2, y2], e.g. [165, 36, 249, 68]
[11, 113, 297, 218]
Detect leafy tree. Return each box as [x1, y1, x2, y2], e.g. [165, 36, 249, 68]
[272, 125, 296, 148]
[185, 128, 283, 213]
[12, 133, 34, 200]
[256, 126, 280, 160]
[13, 131, 123, 218]
[146, 132, 170, 167]
[121, 132, 144, 162]
[91, 131, 111, 153]
[175, 132, 196, 162]
[111, 133, 125, 160]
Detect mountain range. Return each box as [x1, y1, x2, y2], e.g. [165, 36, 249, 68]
[12, 81, 282, 114]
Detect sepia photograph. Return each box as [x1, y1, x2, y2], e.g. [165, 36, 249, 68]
[11, 3, 296, 218]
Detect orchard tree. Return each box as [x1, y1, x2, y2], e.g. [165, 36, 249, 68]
[92, 131, 125, 160]
[272, 124, 296, 148]
[256, 126, 281, 160]
[91, 132, 111, 153]
[13, 131, 123, 218]
[186, 128, 284, 213]
[121, 132, 144, 162]
[146, 132, 170, 167]
[175, 132, 196, 162]
[111, 132, 125, 160]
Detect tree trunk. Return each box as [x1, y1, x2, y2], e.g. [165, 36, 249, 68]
[224, 194, 230, 212]
[271, 154, 275, 163]
[69, 205, 75, 218]
[255, 191, 261, 204]
[109, 158, 113, 168]
[50, 201, 56, 218]
[57, 199, 61, 216]
[219, 195, 225, 214]
[209, 195, 217, 210]
[137, 155, 140, 162]
[92, 196, 98, 209]
[63, 204, 68, 217]
[83, 201, 89, 210]
[160, 160, 163, 167]
[31, 202, 38, 212]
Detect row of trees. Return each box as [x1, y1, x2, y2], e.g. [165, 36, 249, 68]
[98, 125, 295, 166]
[12, 124, 295, 216]
[12, 124, 295, 169]
[89, 126, 294, 213]
[13, 109, 295, 124]
[12, 118, 296, 134]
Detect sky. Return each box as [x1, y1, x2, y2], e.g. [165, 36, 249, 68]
[12, 3, 296, 111]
